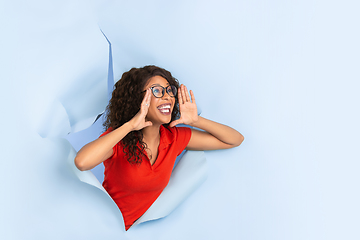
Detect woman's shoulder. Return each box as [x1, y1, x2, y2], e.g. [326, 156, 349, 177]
[99, 127, 114, 138]
[159, 125, 192, 154]
[160, 125, 192, 141]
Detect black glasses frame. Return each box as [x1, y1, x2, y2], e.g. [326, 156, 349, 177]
[144, 85, 177, 98]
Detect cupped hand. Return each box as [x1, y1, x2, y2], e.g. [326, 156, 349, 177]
[129, 89, 153, 131]
[169, 84, 199, 127]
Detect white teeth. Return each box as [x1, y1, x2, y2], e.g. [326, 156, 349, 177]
[157, 104, 171, 114]
[157, 104, 171, 109]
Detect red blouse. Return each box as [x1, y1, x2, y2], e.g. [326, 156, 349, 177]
[100, 125, 192, 230]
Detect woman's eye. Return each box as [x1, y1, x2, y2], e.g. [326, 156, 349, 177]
[153, 88, 161, 95]
[169, 86, 177, 96]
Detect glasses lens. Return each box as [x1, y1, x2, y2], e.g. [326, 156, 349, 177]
[152, 86, 163, 98]
[167, 85, 177, 97]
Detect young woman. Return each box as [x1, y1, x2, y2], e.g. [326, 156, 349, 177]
[75, 65, 244, 230]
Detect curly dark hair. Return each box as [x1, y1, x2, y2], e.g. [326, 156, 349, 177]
[103, 65, 180, 164]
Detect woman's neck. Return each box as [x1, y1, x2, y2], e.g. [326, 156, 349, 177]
[142, 124, 161, 145]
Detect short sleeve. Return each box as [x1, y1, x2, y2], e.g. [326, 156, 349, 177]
[174, 127, 192, 156]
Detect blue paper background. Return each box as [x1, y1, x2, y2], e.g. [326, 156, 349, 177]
[1, 0, 360, 239]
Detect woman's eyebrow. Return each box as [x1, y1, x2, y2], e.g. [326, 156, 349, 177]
[150, 83, 170, 87]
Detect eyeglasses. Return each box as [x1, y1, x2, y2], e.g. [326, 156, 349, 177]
[145, 85, 177, 98]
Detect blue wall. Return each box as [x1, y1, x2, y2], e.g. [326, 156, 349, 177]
[1, 0, 360, 239]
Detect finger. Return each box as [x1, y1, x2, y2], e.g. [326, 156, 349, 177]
[145, 89, 151, 106]
[141, 89, 148, 105]
[141, 89, 151, 109]
[178, 87, 183, 104]
[144, 121, 153, 128]
[169, 119, 182, 128]
[189, 90, 196, 103]
[181, 84, 187, 103]
[184, 85, 191, 102]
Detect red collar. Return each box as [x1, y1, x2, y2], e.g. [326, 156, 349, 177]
[159, 125, 175, 150]
[134, 125, 175, 151]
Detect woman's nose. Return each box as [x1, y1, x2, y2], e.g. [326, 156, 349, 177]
[162, 93, 170, 100]
[162, 90, 171, 99]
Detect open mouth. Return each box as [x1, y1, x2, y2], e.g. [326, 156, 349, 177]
[157, 103, 171, 115]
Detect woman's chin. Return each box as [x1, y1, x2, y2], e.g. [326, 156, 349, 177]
[161, 116, 172, 125]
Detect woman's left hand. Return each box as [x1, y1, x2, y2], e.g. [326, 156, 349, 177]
[169, 84, 199, 127]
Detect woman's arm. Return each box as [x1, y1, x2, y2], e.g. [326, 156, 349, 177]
[74, 122, 132, 171]
[186, 116, 244, 150]
[170, 84, 244, 151]
[74, 89, 153, 171]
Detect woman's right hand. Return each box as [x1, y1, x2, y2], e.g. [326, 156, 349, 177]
[129, 88, 153, 131]
[75, 89, 152, 171]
